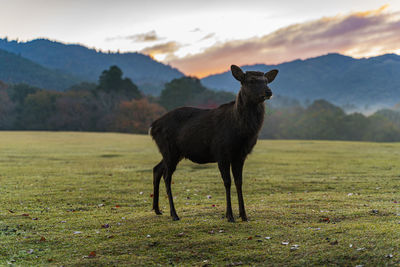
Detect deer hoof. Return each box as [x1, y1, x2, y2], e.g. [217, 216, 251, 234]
[172, 216, 180, 221]
[227, 216, 235, 223]
[154, 210, 162, 215]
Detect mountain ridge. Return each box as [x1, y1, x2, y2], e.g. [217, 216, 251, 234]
[0, 38, 184, 94]
[201, 53, 400, 108]
[0, 48, 83, 90]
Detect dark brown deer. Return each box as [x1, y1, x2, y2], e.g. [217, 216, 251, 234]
[150, 65, 278, 222]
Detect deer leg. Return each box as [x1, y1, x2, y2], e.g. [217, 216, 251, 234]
[218, 161, 234, 222]
[163, 160, 180, 221]
[152, 160, 164, 215]
[232, 158, 247, 221]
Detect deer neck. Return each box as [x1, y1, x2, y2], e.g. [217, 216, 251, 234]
[233, 90, 265, 134]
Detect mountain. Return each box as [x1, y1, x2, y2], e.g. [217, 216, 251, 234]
[0, 48, 82, 90]
[201, 53, 400, 109]
[0, 38, 184, 94]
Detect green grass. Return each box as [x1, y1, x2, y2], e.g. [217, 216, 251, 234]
[0, 132, 400, 266]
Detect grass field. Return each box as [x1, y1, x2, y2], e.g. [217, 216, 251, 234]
[0, 132, 399, 266]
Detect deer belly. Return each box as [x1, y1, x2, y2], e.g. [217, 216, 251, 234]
[179, 140, 215, 164]
[184, 153, 215, 164]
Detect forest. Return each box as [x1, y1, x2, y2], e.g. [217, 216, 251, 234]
[1, 65, 400, 141]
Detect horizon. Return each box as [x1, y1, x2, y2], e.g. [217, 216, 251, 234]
[1, 0, 400, 77]
[2, 36, 399, 78]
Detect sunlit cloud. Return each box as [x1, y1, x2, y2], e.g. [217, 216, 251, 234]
[106, 30, 164, 42]
[166, 5, 400, 77]
[140, 41, 182, 60]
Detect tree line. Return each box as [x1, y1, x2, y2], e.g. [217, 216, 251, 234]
[0, 66, 234, 133]
[261, 100, 400, 142]
[1, 65, 400, 141]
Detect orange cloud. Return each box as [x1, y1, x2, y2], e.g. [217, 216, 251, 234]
[354, 4, 389, 17]
[168, 6, 400, 77]
[140, 41, 181, 58]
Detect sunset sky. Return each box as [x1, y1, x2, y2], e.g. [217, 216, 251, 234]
[1, 0, 400, 77]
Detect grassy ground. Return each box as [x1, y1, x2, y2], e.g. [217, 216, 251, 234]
[0, 132, 399, 266]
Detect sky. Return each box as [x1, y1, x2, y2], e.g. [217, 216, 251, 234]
[1, 0, 400, 77]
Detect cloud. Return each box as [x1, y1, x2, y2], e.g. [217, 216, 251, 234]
[168, 6, 400, 77]
[106, 30, 164, 42]
[199, 33, 215, 41]
[140, 41, 182, 57]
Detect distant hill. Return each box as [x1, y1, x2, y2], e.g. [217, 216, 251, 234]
[201, 53, 400, 109]
[0, 48, 82, 90]
[0, 38, 184, 94]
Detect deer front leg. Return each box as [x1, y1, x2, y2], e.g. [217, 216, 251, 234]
[218, 161, 235, 222]
[232, 158, 247, 221]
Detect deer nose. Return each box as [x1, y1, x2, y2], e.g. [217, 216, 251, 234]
[265, 90, 273, 97]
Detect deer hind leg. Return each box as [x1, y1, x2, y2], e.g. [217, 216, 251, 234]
[152, 160, 164, 215]
[163, 156, 180, 221]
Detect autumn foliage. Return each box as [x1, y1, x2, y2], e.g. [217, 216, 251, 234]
[114, 98, 166, 133]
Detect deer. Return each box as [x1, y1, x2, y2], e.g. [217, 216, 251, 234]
[149, 65, 278, 222]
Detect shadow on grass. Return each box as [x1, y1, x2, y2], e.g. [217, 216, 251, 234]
[99, 154, 122, 158]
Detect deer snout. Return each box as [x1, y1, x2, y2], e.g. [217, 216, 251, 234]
[265, 89, 273, 99]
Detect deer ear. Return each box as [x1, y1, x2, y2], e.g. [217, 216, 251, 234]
[265, 69, 279, 83]
[231, 65, 245, 82]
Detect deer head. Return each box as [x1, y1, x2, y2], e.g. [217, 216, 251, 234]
[231, 65, 278, 103]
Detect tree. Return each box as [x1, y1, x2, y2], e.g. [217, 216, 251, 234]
[98, 66, 123, 93]
[159, 77, 235, 110]
[261, 106, 305, 139]
[49, 90, 100, 131]
[18, 90, 61, 130]
[296, 100, 346, 140]
[0, 82, 15, 129]
[342, 113, 369, 140]
[159, 77, 206, 110]
[364, 112, 400, 141]
[0, 80, 6, 90]
[67, 82, 97, 92]
[7, 83, 41, 104]
[372, 109, 400, 128]
[97, 65, 142, 100]
[190, 90, 235, 109]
